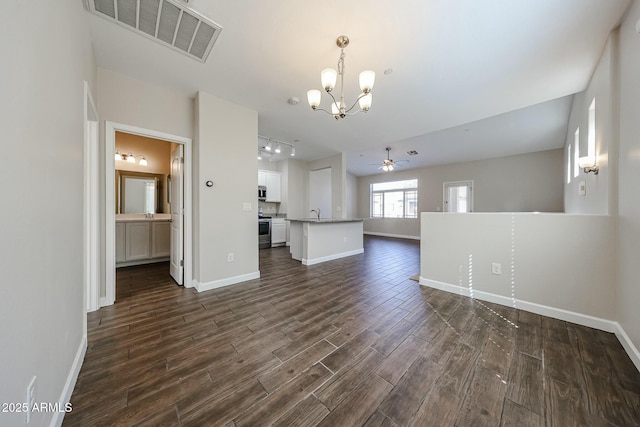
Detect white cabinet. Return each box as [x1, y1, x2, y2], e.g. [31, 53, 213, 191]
[271, 218, 286, 246]
[151, 222, 171, 258]
[116, 220, 171, 266]
[258, 169, 281, 203]
[126, 222, 151, 261]
[116, 223, 126, 263]
[258, 171, 266, 187]
[265, 172, 281, 202]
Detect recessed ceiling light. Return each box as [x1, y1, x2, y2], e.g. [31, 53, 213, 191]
[384, 68, 393, 75]
[287, 97, 300, 105]
[407, 150, 419, 156]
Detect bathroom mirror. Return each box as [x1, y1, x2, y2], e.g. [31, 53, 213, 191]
[116, 170, 165, 214]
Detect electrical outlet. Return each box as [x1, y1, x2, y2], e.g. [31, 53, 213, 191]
[491, 262, 502, 275]
[26, 376, 36, 424]
[227, 253, 234, 263]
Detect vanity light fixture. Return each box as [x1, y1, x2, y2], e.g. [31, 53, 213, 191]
[114, 151, 148, 166]
[578, 155, 599, 174]
[307, 35, 375, 120]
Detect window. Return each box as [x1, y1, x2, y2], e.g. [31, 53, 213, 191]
[567, 144, 572, 184]
[574, 128, 580, 178]
[371, 179, 418, 218]
[588, 98, 596, 157]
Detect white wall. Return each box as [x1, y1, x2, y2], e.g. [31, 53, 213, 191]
[193, 92, 259, 290]
[564, 33, 617, 215]
[420, 213, 616, 325]
[97, 69, 194, 139]
[346, 172, 358, 219]
[358, 149, 564, 238]
[617, 0, 640, 360]
[0, 2, 96, 426]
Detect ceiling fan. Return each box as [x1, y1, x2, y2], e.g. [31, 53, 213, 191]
[371, 147, 409, 172]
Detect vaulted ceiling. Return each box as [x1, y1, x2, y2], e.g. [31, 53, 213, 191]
[86, 0, 631, 175]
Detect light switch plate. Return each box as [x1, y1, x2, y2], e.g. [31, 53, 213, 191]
[243, 202, 252, 211]
[579, 181, 586, 196]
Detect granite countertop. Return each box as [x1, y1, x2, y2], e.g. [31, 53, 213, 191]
[116, 213, 171, 222]
[286, 218, 365, 223]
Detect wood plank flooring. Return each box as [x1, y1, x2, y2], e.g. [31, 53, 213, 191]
[65, 236, 640, 426]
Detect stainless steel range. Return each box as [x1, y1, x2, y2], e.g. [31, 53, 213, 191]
[258, 217, 271, 249]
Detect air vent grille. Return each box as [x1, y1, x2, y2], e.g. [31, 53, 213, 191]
[85, 0, 222, 62]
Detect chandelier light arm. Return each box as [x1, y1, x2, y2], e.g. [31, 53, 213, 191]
[343, 92, 369, 115]
[308, 35, 375, 120]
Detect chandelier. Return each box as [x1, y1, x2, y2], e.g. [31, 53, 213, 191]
[307, 35, 375, 120]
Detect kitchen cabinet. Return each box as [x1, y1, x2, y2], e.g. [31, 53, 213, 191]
[271, 218, 286, 246]
[258, 169, 281, 203]
[116, 220, 171, 267]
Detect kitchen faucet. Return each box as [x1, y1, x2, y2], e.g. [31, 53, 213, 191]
[310, 208, 321, 220]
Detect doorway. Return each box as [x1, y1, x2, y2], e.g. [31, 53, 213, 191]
[443, 180, 473, 213]
[104, 122, 192, 306]
[309, 168, 332, 219]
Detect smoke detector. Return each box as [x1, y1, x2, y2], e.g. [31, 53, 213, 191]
[84, 0, 222, 62]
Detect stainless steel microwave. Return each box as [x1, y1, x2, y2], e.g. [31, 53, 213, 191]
[258, 185, 267, 201]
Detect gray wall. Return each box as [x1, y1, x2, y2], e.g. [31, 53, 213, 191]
[0, 1, 96, 425]
[194, 92, 259, 287]
[358, 149, 564, 238]
[617, 1, 640, 362]
[97, 69, 195, 297]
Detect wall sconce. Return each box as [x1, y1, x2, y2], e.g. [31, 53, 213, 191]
[578, 155, 599, 174]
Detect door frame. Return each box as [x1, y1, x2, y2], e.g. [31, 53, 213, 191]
[443, 180, 474, 213]
[84, 82, 99, 318]
[104, 121, 193, 306]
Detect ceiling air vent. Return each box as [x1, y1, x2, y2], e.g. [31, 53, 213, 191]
[84, 0, 222, 63]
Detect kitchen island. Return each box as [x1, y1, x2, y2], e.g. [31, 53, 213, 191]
[287, 218, 364, 266]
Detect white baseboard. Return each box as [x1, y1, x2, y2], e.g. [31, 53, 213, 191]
[420, 277, 640, 372]
[99, 296, 112, 308]
[302, 248, 364, 266]
[195, 271, 260, 292]
[50, 335, 87, 427]
[364, 231, 420, 240]
[614, 323, 640, 373]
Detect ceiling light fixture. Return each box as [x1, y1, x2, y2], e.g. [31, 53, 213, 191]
[258, 135, 296, 158]
[307, 35, 375, 120]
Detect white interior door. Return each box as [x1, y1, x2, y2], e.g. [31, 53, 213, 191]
[170, 145, 184, 285]
[444, 181, 473, 213]
[309, 168, 332, 218]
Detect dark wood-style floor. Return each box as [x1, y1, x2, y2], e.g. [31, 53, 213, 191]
[65, 236, 640, 426]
